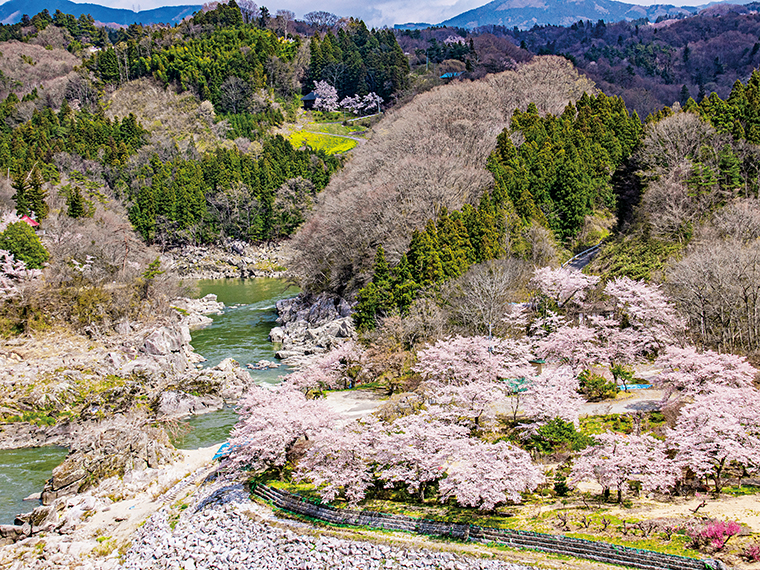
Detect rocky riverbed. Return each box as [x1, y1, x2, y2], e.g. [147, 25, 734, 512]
[269, 292, 356, 365]
[120, 481, 533, 570]
[163, 241, 289, 280]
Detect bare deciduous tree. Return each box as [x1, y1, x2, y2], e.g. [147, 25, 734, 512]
[446, 258, 529, 337]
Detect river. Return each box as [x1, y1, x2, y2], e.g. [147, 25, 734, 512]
[0, 277, 296, 524]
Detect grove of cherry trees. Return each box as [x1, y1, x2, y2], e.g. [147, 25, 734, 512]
[227, 265, 760, 514]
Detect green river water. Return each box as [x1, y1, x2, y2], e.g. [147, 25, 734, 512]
[0, 277, 296, 524]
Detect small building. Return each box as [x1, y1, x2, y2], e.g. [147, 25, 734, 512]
[20, 215, 39, 228]
[301, 92, 318, 110]
[440, 71, 464, 79]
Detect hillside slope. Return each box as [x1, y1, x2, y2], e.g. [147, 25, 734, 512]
[290, 56, 595, 296]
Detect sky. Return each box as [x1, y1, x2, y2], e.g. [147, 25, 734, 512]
[64, 0, 728, 29]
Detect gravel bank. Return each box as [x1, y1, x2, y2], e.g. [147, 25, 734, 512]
[120, 483, 533, 570]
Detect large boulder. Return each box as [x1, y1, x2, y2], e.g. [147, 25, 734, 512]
[144, 327, 184, 356]
[156, 390, 223, 417]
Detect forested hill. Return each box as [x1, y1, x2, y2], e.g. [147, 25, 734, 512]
[397, 4, 760, 118]
[0, 0, 200, 26]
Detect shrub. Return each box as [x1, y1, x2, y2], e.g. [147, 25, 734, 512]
[689, 520, 742, 550]
[578, 369, 619, 401]
[742, 543, 760, 562]
[0, 221, 49, 268]
[526, 418, 595, 454]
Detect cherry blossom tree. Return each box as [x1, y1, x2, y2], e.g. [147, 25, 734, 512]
[313, 80, 339, 113]
[667, 386, 760, 493]
[426, 380, 506, 430]
[531, 266, 600, 309]
[226, 385, 336, 477]
[374, 414, 470, 500]
[655, 346, 756, 409]
[571, 431, 678, 502]
[522, 367, 584, 426]
[535, 322, 602, 372]
[438, 439, 543, 510]
[0, 249, 41, 301]
[284, 340, 364, 394]
[413, 335, 534, 385]
[604, 276, 685, 352]
[295, 418, 378, 504]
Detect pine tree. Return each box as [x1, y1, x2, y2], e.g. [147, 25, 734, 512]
[66, 186, 86, 218]
[11, 172, 29, 218]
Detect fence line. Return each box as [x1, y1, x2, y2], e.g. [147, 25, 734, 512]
[253, 484, 721, 570]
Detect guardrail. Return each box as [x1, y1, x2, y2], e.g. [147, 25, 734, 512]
[253, 483, 720, 570]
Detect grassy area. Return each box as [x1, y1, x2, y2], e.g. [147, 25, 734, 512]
[307, 122, 365, 136]
[259, 477, 704, 559]
[289, 131, 357, 154]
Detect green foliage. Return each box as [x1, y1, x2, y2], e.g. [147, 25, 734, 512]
[578, 369, 619, 401]
[222, 108, 284, 140]
[308, 21, 410, 100]
[489, 93, 642, 241]
[62, 185, 92, 218]
[525, 418, 595, 454]
[127, 136, 340, 244]
[0, 96, 146, 182]
[587, 235, 682, 281]
[0, 221, 49, 268]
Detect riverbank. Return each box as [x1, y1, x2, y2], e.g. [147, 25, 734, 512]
[163, 241, 290, 281]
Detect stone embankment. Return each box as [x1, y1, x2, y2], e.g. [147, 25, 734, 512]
[164, 241, 287, 280]
[119, 482, 533, 570]
[269, 293, 356, 365]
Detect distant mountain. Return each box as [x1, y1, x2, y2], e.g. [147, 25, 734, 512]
[0, 0, 201, 27]
[394, 22, 434, 30]
[439, 0, 698, 29]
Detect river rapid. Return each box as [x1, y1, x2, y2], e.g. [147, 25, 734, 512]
[0, 277, 296, 525]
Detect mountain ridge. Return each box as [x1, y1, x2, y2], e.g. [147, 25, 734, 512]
[0, 0, 201, 27]
[440, 0, 699, 29]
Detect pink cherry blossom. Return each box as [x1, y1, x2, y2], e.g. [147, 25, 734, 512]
[571, 431, 678, 501]
[413, 335, 534, 385]
[667, 386, 760, 493]
[226, 384, 336, 475]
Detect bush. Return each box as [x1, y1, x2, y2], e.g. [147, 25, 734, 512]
[0, 221, 49, 268]
[526, 418, 595, 454]
[578, 369, 619, 401]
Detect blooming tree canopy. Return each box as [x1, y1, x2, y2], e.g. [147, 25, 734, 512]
[667, 386, 760, 493]
[571, 431, 678, 501]
[284, 340, 364, 394]
[413, 335, 534, 385]
[226, 385, 336, 476]
[438, 439, 543, 510]
[313, 80, 339, 113]
[655, 346, 757, 409]
[0, 249, 41, 301]
[531, 266, 600, 309]
[522, 367, 584, 426]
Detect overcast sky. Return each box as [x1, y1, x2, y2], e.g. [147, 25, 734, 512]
[69, 0, 720, 29]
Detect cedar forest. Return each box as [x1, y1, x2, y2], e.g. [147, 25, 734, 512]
[4, 0, 760, 566]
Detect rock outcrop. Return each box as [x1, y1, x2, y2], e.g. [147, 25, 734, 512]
[164, 242, 287, 280]
[38, 417, 180, 505]
[269, 293, 356, 365]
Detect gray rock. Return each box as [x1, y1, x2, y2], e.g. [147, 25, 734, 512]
[144, 327, 184, 356]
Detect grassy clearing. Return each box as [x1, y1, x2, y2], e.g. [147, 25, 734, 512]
[307, 122, 366, 136]
[289, 131, 357, 154]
